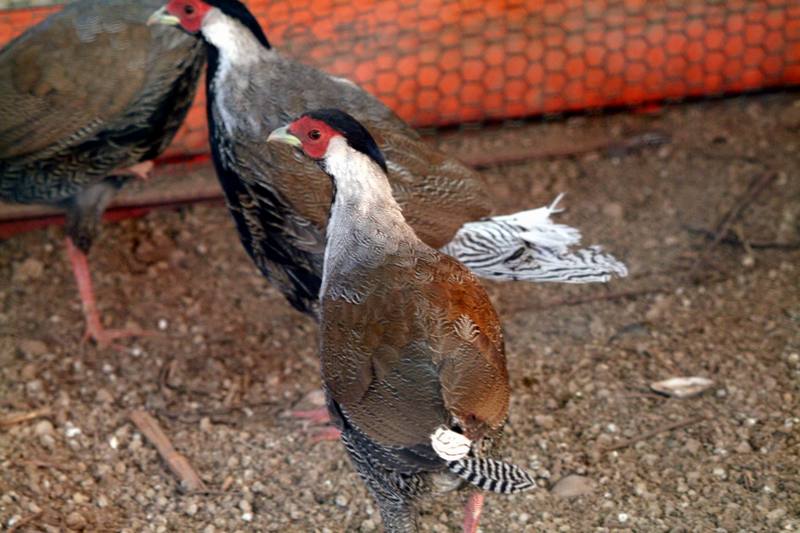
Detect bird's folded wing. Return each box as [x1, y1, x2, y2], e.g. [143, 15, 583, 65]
[0, 0, 191, 160]
[252, 56, 493, 247]
[320, 253, 509, 449]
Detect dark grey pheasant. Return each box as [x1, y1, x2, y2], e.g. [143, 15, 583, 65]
[268, 109, 537, 532]
[1, 0, 204, 346]
[150, 0, 627, 318]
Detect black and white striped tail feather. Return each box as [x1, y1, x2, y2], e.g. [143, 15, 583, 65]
[448, 457, 536, 494]
[441, 194, 628, 284]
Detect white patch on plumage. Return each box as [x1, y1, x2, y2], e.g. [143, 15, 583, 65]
[202, 9, 264, 136]
[332, 75, 359, 88]
[202, 9, 260, 66]
[431, 426, 472, 461]
[323, 137, 396, 214]
[440, 193, 629, 283]
[453, 315, 479, 343]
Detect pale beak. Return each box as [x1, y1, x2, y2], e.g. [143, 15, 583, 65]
[267, 126, 302, 147]
[147, 6, 181, 26]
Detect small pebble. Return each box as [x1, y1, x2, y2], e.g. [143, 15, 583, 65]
[96, 388, 114, 404]
[551, 475, 596, 498]
[684, 439, 702, 454]
[64, 422, 82, 438]
[603, 202, 624, 219]
[534, 414, 555, 429]
[767, 508, 786, 523]
[18, 339, 48, 357]
[13, 258, 44, 282]
[650, 377, 714, 398]
[65, 512, 86, 529]
[26, 380, 43, 395]
[735, 441, 752, 454]
[34, 420, 54, 436]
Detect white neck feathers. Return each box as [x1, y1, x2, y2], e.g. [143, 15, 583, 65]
[202, 9, 263, 65]
[321, 137, 413, 298]
[323, 137, 397, 216]
[203, 9, 267, 135]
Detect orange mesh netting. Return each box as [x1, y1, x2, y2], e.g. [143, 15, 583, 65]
[2, 0, 799, 157]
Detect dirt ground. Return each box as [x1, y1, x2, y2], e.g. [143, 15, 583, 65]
[1, 93, 799, 532]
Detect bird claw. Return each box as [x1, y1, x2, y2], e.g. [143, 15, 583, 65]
[82, 324, 157, 351]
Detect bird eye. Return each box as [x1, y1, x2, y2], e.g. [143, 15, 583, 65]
[308, 130, 321, 140]
[184, 4, 195, 14]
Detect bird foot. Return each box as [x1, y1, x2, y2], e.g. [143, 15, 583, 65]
[291, 408, 340, 442]
[309, 426, 342, 442]
[291, 407, 332, 424]
[83, 322, 156, 351]
[114, 160, 154, 181]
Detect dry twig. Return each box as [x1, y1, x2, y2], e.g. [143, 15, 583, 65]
[506, 286, 673, 314]
[685, 225, 800, 251]
[689, 172, 777, 277]
[16, 458, 74, 472]
[129, 410, 206, 492]
[461, 130, 669, 169]
[603, 416, 706, 453]
[8, 512, 41, 533]
[0, 406, 51, 428]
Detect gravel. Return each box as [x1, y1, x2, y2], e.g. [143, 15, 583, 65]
[1, 93, 799, 531]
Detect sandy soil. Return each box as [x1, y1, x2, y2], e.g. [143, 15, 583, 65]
[1, 93, 799, 532]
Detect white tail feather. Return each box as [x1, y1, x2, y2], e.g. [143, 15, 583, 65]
[441, 194, 628, 283]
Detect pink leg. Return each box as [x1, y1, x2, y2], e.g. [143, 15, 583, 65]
[292, 407, 332, 424]
[462, 492, 485, 533]
[65, 238, 151, 349]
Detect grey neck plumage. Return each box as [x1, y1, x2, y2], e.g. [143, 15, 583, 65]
[320, 137, 416, 301]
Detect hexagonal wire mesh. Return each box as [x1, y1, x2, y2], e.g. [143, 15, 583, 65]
[1, 0, 798, 157]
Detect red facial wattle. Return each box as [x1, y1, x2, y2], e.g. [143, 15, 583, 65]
[166, 0, 211, 33]
[288, 116, 341, 160]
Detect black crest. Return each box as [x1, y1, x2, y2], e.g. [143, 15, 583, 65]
[205, 0, 270, 48]
[304, 109, 388, 173]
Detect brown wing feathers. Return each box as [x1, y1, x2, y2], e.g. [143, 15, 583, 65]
[0, 0, 204, 208]
[322, 251, 509, 450]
